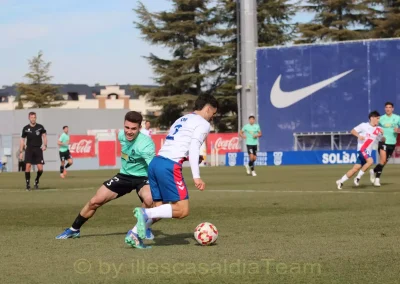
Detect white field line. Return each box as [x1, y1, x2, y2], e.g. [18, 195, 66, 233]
[0, 187, 398, 194]
[0, 187, 95, 193]
[205, 189, 398, 194]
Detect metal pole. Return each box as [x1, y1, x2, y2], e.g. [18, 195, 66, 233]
[236, 0, 243, 149]
[239, 0, 257, 146]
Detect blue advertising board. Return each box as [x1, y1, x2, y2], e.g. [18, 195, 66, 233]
[225, 150, 377, 166]
[256, 39, 400, 152]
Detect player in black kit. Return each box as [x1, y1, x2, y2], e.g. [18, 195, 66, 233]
[19, 112, 47, 190]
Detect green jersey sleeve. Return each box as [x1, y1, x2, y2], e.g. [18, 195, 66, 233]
[140, 139, 156, 165]
[118, 130, 124, 142]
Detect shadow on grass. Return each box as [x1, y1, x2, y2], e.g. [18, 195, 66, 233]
[150, 230, 193, 246]
[352, 182, 394, 189]
[80, 232, 127, 238]
[80, 229, 212, 247]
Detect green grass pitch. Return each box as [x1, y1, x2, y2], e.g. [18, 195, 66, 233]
[1, 165, 400, 284]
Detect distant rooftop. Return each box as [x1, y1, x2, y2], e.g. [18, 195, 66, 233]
[0, 84, 157, 100]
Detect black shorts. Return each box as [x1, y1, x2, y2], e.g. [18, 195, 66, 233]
[378, 142, 396, 161]
[103, 173, 149, 199]
[59, 150, 72, 161]
[247, 145, 258, 156]
[25, 147, 44, 165]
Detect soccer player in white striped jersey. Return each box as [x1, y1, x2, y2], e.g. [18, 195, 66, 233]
[127, 94, 218, 248]
[336, 111, 385, 189]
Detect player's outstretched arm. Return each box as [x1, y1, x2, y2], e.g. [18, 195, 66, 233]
[188, 124, 209, 191]
[189, 138, 206, 191]
[351, 124, 364, 140]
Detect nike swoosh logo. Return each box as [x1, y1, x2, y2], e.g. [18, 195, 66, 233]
[270, 69, 353, 108]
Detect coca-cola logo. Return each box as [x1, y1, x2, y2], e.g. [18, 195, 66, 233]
[214, 137, 240, 150]
[69, 140, 93, 153]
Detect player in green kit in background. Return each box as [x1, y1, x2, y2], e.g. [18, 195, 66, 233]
[239, 115, 262, 176]
[56, 111, 156, 240]
[58, 126, 73, 178]
[370, 102, 400, 187]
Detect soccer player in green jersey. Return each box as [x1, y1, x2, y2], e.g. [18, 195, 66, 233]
[56, 111, 156, 240]
[57, 126, 73, 178]
[239, 115, 262, 176]
[369, 102, 400, 187]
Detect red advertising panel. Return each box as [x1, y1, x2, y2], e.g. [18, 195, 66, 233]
[98, 141, 116, 166]
[152, 134, 167, 154]
[394, 135, 400, 158]
[69, 135, 96, 158]
[206, 133, 241, 154]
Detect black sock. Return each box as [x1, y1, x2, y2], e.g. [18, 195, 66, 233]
[25, 172, 30, 185]
[65, 163, 71, 169]
[249, 160, 255, 171]
[375, 164, 384, 178]
[35, 170, 43, 184]
[60, 166, 64, 173]
[71, 214, 89, 230]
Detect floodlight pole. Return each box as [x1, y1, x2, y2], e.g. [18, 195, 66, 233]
[237, 0, 258, 150]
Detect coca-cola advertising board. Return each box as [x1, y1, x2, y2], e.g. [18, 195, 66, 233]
[206, 133, 241, 154]
[69, 135, 96, 158]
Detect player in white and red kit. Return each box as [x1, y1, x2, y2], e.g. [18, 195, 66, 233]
[126, 94, 218, 248]
[336, 111, 385, 189]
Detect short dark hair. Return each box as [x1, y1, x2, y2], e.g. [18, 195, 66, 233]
[63, 126, 68, 130]
[28, 112, 36, 116]
[385, 101, 394, 107]
[194, 94, 219, 111]
[124, 111, 143, 125]
[369, 110, 380, 119]
[249, 115, 255, 119]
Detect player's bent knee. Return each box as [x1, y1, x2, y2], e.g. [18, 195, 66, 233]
[172, 201, 190, 218]
[175, 210, 189, 219]
[180, 208, 190, 218]
[142, 195, 153, 208]
[88, 198, 103, 210]
[139, 185, 153, 207]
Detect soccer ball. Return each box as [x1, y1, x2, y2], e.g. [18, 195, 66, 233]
[194, 222, 218, 246]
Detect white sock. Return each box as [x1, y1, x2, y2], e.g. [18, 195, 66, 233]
[146, 218, 154, 229]
[145, 204, 173, 219]
[340, 174, 349, 183]
[132, 214, 154, 232]
[70, 227, 78, 231]
[356, 170, 364, 179]
[131, 216, 156, 234]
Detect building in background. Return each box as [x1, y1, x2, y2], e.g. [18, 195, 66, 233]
[0, 84, 161, 118]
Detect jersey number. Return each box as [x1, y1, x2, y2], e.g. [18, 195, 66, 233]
[382, 144, 387, 151]
[106, 176, 119, 186]
[166, 124, 182, 141]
